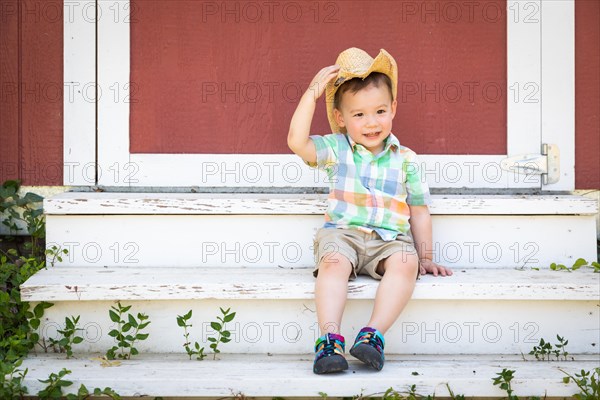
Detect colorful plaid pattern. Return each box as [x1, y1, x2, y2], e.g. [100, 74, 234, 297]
[306, 133, 431, 240]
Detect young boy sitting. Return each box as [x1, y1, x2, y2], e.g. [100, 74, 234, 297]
[287, 48, 453, 374]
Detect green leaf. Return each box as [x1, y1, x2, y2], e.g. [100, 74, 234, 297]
[138, 321, 151, 329]
[128, 313, 139, 328]
[73, 336, 84, 344]
[184, 309, 192, 319]
[23, 192, 44, 203]
[572, 258, 587, 268]
[33, 304, 45, 318]
[122, 323, 132, 332]
[220, 337, 231, 343]
[30, 318, 40, 329]
[211, 322, 222, 331]
[223, 312, 236, 322]
[136, 333, 149, 340]
[109, 310, 120, 323]
[57, 379, 74, 387]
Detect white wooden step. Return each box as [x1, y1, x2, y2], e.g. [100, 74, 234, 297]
[21, 267, 600, 302]
[45, 214, 597, 268]
[21, 268, 600, 355]
[45, 192, 598, 215]
[43, 193, 598, 268]
[20, 353, 600, 398]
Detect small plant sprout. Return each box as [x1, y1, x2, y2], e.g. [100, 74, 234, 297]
[176, 310, 206, 360]
[554, 334, 570, 361]
[0, 359, 29, 398]
[446, 383, 466, 400]
[529, 335, 573, 362]
[492, 368, 517, 400]
[48, 315, 84, 358]
[529, 338, 553, 361]
[36, 367, 121, 400]
[106, 302, 150, 360]
[561, 367, 600, 400]
[45, 245, 68, 268]
[208, 307, 236, 360]
[550, 258, 600, 273]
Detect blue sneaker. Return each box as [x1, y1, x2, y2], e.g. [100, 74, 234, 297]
[313, 333, 349, 374]
[349, 327, 385, 370]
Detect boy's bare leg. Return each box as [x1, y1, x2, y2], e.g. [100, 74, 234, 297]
[314, 253, 353, 335]
[366, 252, 419, 334]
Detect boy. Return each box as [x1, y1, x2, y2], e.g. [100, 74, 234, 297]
[287, 48, 452, 374]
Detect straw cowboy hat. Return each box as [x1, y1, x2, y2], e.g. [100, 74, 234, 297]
[326, 48, 398, 134]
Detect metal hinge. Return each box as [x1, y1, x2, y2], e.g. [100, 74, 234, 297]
[500, 144, 560, 185]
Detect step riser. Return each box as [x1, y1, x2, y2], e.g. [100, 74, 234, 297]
[46, 215, 597, 268]
[34, 299, 599, 355]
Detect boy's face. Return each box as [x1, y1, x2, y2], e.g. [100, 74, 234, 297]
[333, 83, 397, 155]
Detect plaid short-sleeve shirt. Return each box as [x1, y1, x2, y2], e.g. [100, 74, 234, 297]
[305, 132, 431, 241]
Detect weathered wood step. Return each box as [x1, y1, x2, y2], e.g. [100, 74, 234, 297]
[43, 193, 598, 268]
[45, 193, 598, 215]
[21, 267, 600, 302]
[21, 267, 600, 355]
[19, 353, 600, 398]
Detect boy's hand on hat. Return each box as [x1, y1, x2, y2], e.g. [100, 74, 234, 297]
[419, 259, 453, 277]
[306, 65, 340, 102]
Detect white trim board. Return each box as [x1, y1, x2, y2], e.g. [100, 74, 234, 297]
[65, 1, 575, 189]
[43, 193, 598, 215]
[540, 0, 575, 190]
[63, 0, 96, 185]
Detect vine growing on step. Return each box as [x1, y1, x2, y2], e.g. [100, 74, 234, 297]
[106, 302, 151, 360]
[176, 307, 236, 360]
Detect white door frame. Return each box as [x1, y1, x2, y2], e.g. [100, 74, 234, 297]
[64, 0, 574, 190]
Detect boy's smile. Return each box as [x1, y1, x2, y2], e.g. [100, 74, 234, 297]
[333, 83, 397, 155]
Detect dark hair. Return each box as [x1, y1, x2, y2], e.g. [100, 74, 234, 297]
[333, 72, 393, 110]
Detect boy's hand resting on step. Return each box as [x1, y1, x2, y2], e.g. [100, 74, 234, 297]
[419, 259, 452, 277]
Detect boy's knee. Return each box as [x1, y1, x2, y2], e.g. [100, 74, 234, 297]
[378, 253, 418, 276]
[318, 252, 353, 273]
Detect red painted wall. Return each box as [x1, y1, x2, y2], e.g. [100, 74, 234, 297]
[575, 0, 600, 189]
[0, 0, 63, 186]
[0, 1, 597, 188]
[130, 0, 507, 155]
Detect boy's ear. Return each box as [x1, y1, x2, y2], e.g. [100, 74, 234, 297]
[333, 108, 345, 128]
[390, 99, 398, 118]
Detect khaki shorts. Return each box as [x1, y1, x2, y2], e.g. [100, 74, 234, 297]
[312, 227, 420, 281]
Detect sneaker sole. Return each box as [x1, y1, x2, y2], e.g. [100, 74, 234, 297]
[313, 354, 349, 374]
[350, 343, 384, 371]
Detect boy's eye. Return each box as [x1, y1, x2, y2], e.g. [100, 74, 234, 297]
[377, 109, 386, 114]
[353, 113, 363, 117]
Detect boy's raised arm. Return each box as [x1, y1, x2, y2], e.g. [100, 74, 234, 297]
[287, 65, 340, 164]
